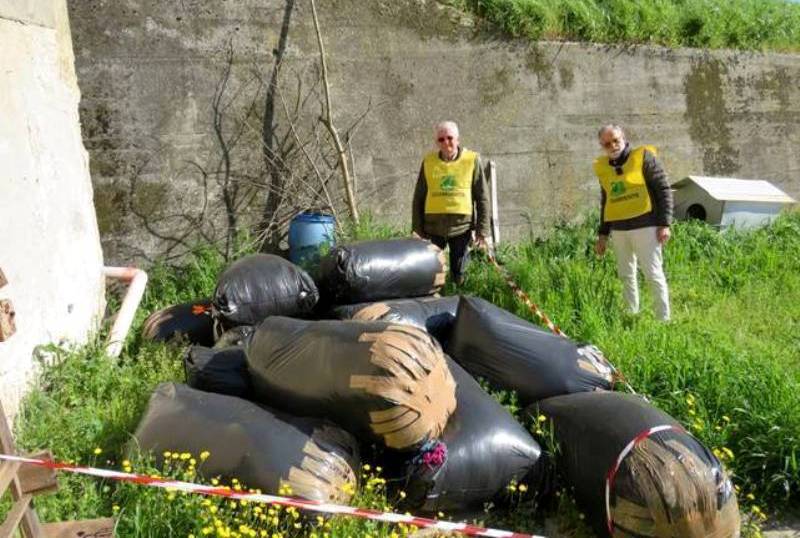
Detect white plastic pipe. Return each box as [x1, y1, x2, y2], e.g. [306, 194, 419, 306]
[102, 266, 148, 358]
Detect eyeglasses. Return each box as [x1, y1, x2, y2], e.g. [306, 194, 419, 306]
[601, 137, 623, 149]
[437, 136, 455, 143]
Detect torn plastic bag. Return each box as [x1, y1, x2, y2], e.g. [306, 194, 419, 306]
[184, 345, 251, 398]
[141, 299, 214, 346]
[399, 358, 543, 514]
[330, 296, 459, 345]
[446, 296, 614, 404]
[246, 317, 456, 450]
[317, 238, 447, 305]
[133, 383, 360, 503]
[212, 254, 318, 331]
[213, 325, 255, 349]
[533, 391, 740, 538]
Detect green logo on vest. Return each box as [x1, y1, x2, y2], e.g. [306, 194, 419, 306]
[611, 181, 626, 197]
[440, 175, 456, 191]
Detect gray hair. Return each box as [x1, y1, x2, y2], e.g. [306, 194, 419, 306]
[598, 124, 625, 139]
[434, 121, 459, 137]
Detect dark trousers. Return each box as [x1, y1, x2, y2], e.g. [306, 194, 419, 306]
[429, 230, 472, 282]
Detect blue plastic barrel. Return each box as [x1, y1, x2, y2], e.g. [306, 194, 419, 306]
[288, 212, 336, 266]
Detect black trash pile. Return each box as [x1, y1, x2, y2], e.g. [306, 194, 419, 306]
[137, 237, 740, 536]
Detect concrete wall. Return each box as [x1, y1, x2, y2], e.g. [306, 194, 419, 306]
[0, 0, 105, 423]
[68, 0, 800, 263]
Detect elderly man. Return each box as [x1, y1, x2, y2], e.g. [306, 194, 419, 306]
[593, 124, 673, 321]
[412, 121, 490, 286]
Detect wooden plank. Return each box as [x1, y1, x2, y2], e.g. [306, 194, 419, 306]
[0, 400, 45, 538]
[0, 494, 33, 538]
[42, 518, 115, 538]
[0, 400, 16, 456]
[19, 451, 58, 496]
[487, 160, 500, 245]
[0, 460, 21, 496]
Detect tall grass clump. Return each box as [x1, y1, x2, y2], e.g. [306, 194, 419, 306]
[447, 0, 800, 52]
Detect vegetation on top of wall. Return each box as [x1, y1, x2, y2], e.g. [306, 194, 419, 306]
[445, 0, 800, 52]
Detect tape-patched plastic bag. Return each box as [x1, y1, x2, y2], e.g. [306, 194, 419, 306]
[142, 299, 214, 346]
[134, 383, 360, 503]
[447, 296, 614, 404]
[246, 317, 457, 450]
[533, 391, 740, 538]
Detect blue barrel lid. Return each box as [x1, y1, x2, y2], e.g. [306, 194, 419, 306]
[292, 212, 335, 223]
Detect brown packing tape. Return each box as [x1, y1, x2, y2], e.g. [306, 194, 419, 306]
[352, 303, 392, 321]
[351, 326, 456, 449]
[576, 347, 615, 383]
[283, 427, 359, 504]
[611, 437, 740, 537]
[437, 250, 448, 271]
[576, 357, 598, 374]
[142, 309, 176, 337]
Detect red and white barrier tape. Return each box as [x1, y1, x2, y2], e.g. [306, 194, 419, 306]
[604, 424, 682, 534]
[0, 453, 544, 538]
[485, 253, 566, 338]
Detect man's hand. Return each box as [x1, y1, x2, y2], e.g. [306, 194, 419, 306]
[473, 233, 488, 251]
[656, 226, 671, 245]
[595, 235, 608, 256]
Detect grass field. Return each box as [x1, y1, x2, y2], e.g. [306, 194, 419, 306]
[7, 211, 800, 536]
[447, 0, 800, 52]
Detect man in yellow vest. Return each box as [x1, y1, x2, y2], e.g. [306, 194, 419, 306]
[412, 121, 490, 286]
[593, 124, 673, 321]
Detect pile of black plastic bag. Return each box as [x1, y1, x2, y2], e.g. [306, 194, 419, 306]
[138, 237, 740, 537]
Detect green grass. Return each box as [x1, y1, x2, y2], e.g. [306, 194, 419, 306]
[9, 212, 800, 535]
[445, 0, 800, 52]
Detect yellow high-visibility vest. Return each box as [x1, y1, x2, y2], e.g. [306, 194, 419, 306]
[593, 145, 655, 222]
[423, 149, 477, 215]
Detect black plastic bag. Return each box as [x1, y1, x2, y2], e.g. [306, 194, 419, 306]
[330, 296, 459, 345]
[213, 326, 255, 349]
[184, 345, 251, 398]
[141, 299, 214, 346]
[317, 238, 446, 305]
[399, 358, 543, 514]
[212, 254, 318, 331]
[246, 317, 456, 450]
[533, 392, 740, 538]
[446, 296, 614, 404]
[133, 383, 360, 503]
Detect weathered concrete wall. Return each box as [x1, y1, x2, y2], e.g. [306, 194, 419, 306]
[0, 0, 105, 423]
[68, 0, 800, 263]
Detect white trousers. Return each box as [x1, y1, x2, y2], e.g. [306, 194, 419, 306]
[611, 227, 671, 321]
